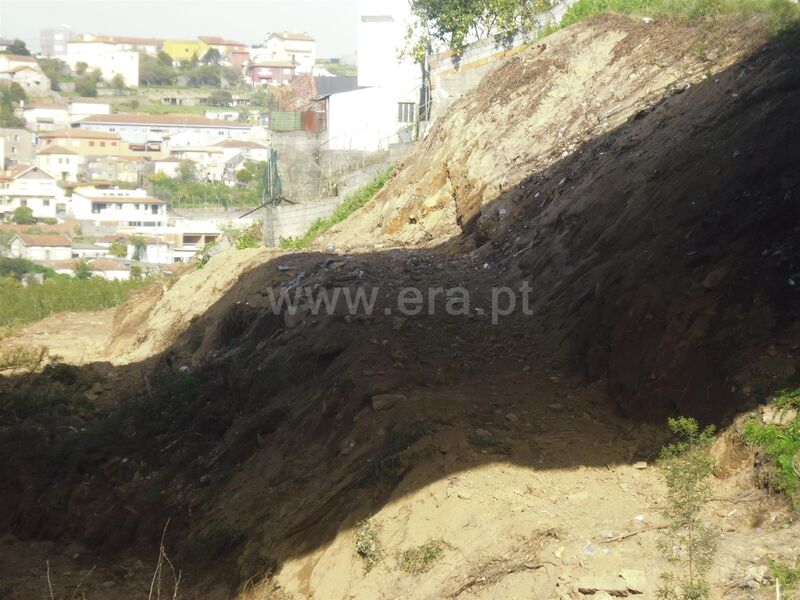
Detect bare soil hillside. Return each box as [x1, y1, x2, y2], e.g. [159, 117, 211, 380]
[1, 13, 799, 600]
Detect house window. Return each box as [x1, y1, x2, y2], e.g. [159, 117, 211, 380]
[43, 200, 50, 206]
[20, 200, 27, 206]
[398, 102, 416, 123]
[91, 203, 107, 214]
[100, 142, 106, 147]
[89, 141, 95, 147]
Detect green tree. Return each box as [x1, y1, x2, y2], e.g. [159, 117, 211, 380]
[208, 89, 232, 106]
[109, 241, 128, 258]
[37, 57, 68, 90]
[129, 236, 146, 261]
[657, 417, 717, 600]
[157, 50, 173, 66]
[74, 260, 92, 280]
[203, 47, 222, 65]
[11, 206, 35, 225]
[4, 39, 31, 56]
[75, 61, 88, 75]
[408, 0, 553, 58]
[111, 73, 127, 92]
[186, 64, 221, 87]
[139, 54, 175, 86]
[177, 160, 198, 183]
[75, 69, 101, 97]
[5, 81, 27, 104]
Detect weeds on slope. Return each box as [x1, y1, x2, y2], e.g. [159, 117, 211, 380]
[742, 388, 800, 504]
[280, 166, 394, 250]
[562, 0, 800, 32]
[0, 275, 150, 329]
[657, 417, 717, 600]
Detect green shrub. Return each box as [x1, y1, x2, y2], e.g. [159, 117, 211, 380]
[742, 392, 800, 502]
[236, 231, 259, 249]
[281, 166, 394, 250]
[11, 206, 35, 225]
[0, 276, 149, 328]
[657, 417, 717, 600]
[397, 540, 447, 574]
[355, 519, 382, 572]
[562, 0, 800, 31]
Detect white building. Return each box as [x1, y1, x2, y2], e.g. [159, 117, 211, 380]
[78, 113, 253, 147]
[9, 234, 72, 261]
[40, 27, 74, 58]
[323, 0, 422, 151]
[258, 32, 316, 74]
[0, 165, 65, 220]
[86, 258, 131, 281]
[66, 39, 139, 88]
[19, 101, 70, 132]
[0, 55, 51, 95]
[69, 186, 168, 227]
[36, 145, 85, 183]
[69, 98, 112, 123]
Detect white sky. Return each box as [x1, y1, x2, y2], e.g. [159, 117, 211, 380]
[0, 0, 359, 57]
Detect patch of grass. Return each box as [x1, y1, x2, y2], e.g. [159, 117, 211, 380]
[742, 411, 800, 502]
[770, 557, 800, 594]
[774, 387, 800, 410]
[0, 345, 48, 373]
[397, 540, 448, 574]
[355, 519, 382, 572]
[280, 166, 394, 250]
[562, 0, 800, 31]
[0, 276, 149, 328]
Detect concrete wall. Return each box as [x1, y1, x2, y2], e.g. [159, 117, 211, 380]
[270, 130, 323, 201]
[263, 197, 340, 245]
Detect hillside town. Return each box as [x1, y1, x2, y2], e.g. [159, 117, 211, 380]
[0, 2, 439, 279]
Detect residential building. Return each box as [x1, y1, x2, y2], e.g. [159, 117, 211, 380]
[0, 39, 13, 53]
[198, 36, 249, 69]
[85, 258, 131, 281]
[214, 139, 270, 162]
[70, 242, 107, 260]
[37, 129, 131, 157]
[0, 128, 35, 167]
[0, 165, 65, 221]
[260, 32, 316, 73]
[40, 27, 74, 58]
[71, 34, 163, 56]
[69, 185, 167, 227]
[78, 113, 253, 147]
[19, 101, 70, 131]
[323, 0, 423, 151]
[66, 38, 139, 87]
[246, 62, 296, 87]
[153, 156, 182, 178]
[69, 98, 112, 123]
[97, 234, 172, 263]
[36, 145, 85, 182]
[0, 56, 51, 95]
[163, 39, 209, 63]
[168, 146, 225, 181]
[204, 109, 240, 121]
[83, 156, 154, 185]
[9, 234, 72, 261]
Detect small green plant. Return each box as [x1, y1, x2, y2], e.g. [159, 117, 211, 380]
[742, 391, 800, 503]
[657, 417, 717, 600]
[397, 540, 447, 574]
[11, 206, 35, 225]
[236, 231, 259, 249]
[280, 166, 394, 250]
[355, 519, 382, 572]
[771, 557, 800, 597]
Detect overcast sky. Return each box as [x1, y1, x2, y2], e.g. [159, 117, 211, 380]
[0, 0, 359, 57]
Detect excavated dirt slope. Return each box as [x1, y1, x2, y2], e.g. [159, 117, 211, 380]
[1, 13, 799, 600]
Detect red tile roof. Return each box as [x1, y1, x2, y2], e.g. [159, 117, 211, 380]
[89, 258, 128, 271]
[38, 128, 121, 140]
[1, 54, 36, 63]
[87, 195, 165, 205]
[15, 234, 72, 247]
[271, 32, 315, 42]
[80, 113, 251, 128]
[214, 139, 267, 149]
[38, 145, 78, 155]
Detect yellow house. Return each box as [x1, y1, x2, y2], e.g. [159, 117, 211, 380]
[163, 39, 209, 62]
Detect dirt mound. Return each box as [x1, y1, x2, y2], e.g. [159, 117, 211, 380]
[1, 13, 799, 600]
[331, 14, 800, 419]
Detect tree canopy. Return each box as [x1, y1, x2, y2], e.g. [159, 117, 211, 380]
[408, 0, 553, 59]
